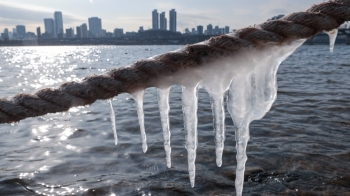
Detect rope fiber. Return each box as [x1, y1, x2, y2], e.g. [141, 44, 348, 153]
[1, 0, 350, 124]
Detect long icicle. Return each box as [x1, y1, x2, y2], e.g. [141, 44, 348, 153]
[157, 87, 172, 168]
[227, 75, 251, 196]
[209, 93, 226, 167]
[132, 90, 148, 153]
[182, 85, 199, 188]
[324, 28, 338, 52]
[107, 99, 118, 145]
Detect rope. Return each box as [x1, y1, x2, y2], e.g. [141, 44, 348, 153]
[1, 0, 350, 124]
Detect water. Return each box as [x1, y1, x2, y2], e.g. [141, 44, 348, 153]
[0, 45, 349, 195]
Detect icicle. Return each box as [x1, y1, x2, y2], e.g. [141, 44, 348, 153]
[209, 93, 226, 167]
[107, 99, 118, 145]
[182, 85, 199, 188]
[157, 87, 172, 168]
[324, 29, 338, 52]
[132, 90, 148, 153]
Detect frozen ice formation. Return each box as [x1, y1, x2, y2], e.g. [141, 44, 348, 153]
[325, 29, 338, 52]
[106, 38, 310, 196]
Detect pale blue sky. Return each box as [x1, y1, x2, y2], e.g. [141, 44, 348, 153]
[0, 0, 322, 33]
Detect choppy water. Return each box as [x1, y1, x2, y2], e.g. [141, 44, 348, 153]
[0, 45, 349, 196]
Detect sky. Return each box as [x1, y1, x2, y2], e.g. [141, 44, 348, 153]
[0, 0, 323, 33]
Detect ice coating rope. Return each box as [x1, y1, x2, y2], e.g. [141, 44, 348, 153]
[0, 1, 350, 196]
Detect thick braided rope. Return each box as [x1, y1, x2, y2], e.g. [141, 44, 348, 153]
[1, 0, 350, 124]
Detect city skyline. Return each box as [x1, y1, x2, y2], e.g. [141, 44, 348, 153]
[0, 0, 323, 33]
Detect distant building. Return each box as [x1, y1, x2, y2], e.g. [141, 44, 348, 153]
[197, 25, 203, 35]
[88, 17, 102, 37]
[16, 25, 26, 38]
[139, 26, 144, 32]
[44, 19, 55, 37]
[191, 28, 196, 35]
[184, 28, 190, 34]
[54, 11, 64, 37]
[1, 28, 9, 40]
[214, 26, 220, 35]
[36, 27, 41, 39]
[152, 10, 159, 30]
[66, 28, 74, 38]
[169, 9, 177, 32]
[225, 26, 230, 34]
[268, 14, 285, 21]
[160, 12, 167, 30]
[114, 28, 124, 38]
[81, 23, 88, 38]
[206, 24, 213, 35]
[26, 32, 36, 39]
[76, 26, 82, 38]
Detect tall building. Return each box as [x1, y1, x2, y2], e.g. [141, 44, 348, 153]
[197, 25, 203, 35]
[214, 25, 220, 35]
[81, 23, 88, 38]
[114, 28, 124, 38]
[160, 12, 167, 30]
[206, 24, 213, 35]
[1, 28, 9, 40]
[36, 27, 41, 39]
[225, 26, 230, 34]
[88, 17, 102, 37]
[169, 9, 177, 32]
[54, 11, 64, 37]
[16, 25, 26, 38]
[152, 10, 159, 30]
[76, 26, 82, 38]
[66, 28, 74, 38]
[44, 19, 55, 37]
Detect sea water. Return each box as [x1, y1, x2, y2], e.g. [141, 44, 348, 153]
[0, 45, 349, 195]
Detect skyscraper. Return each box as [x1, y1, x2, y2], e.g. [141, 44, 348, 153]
[114, 28, 124, 38]
[152, 10, 159, 30]
[88, 17, 102, 37]
[76, 26, 82, 38]
[160, 12, 167, 30]
[206, 24, 213, 35]
[36, 27, 41, 39]
[81, 23, 88, 38]
[44, 19, 55, 37]
[65, 28, 74, 38]
[169, 9, 177, 32]
[54, 11, 64, 37]
[16, 25, 26, 38]
[225, 26, 230, 34]
[197, 25, 203, 35]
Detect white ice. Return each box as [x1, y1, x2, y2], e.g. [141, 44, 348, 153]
[125, 35, 307, 196]
[182, 85, 199, 188]
[157, 87, 172, 168]
[324, 29, 338, 52]
[107, 99, 118, 145]
[132, 90, 148, 153]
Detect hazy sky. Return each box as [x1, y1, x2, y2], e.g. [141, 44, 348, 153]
[0, 0, 323, 33]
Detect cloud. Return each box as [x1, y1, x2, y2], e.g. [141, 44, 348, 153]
[89, 0, 93, 3]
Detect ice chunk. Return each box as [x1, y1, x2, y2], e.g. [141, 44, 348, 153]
[157, 87, 172, 168]
[107, 99, 118, 145]
[132, 90, 148, 153]
[324, 29, 338, 52]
